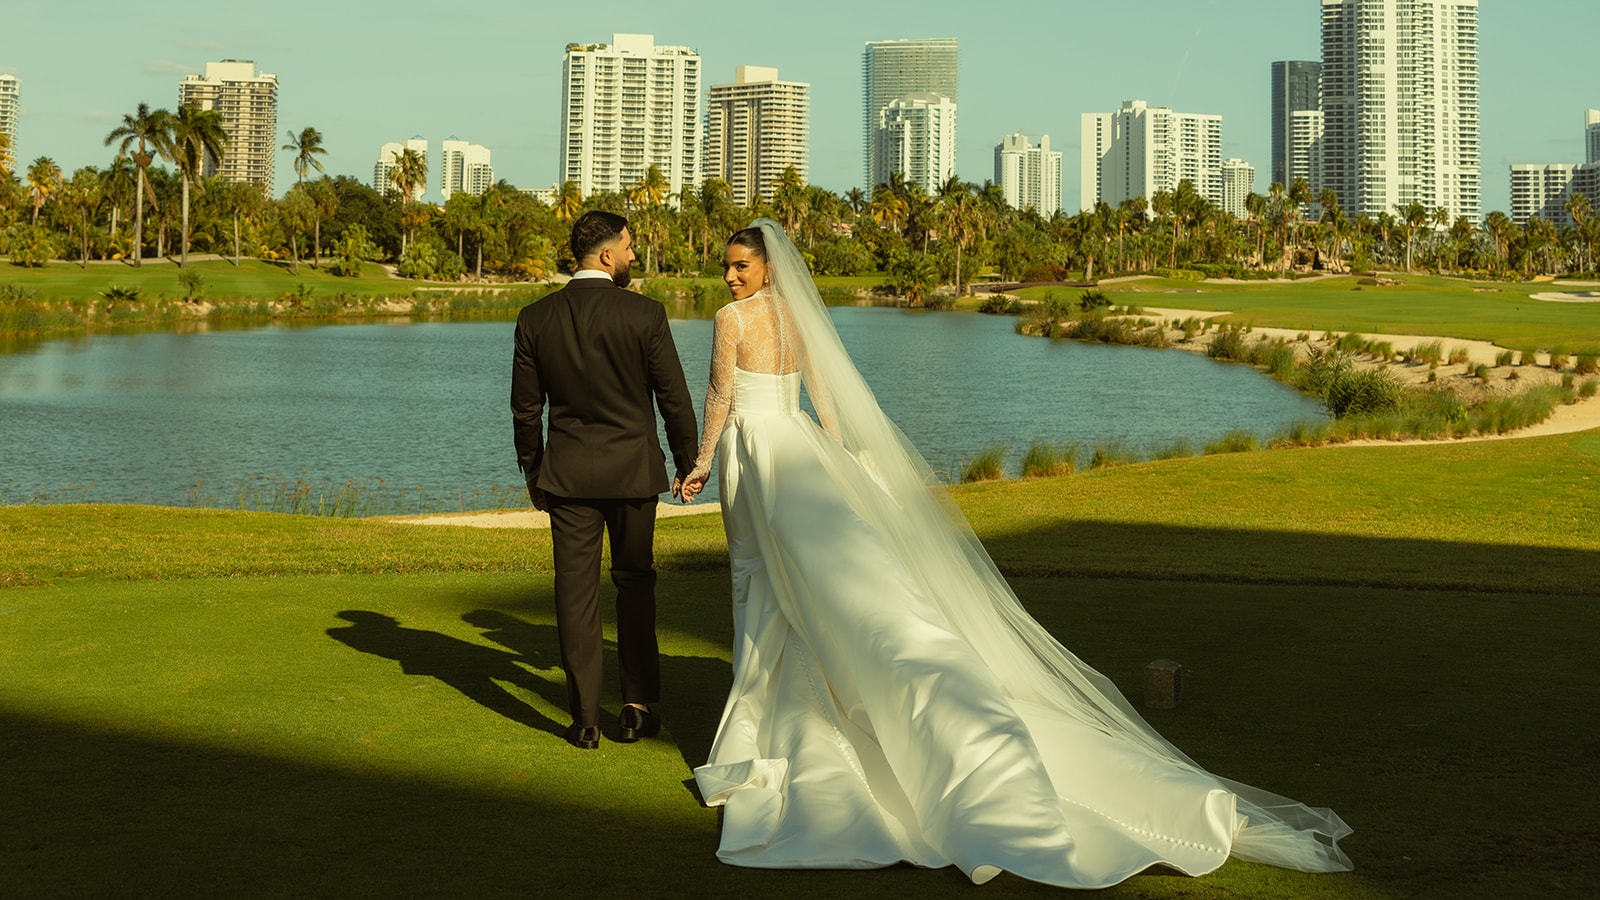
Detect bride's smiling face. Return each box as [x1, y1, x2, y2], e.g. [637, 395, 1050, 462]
[722, 243, 769, 301]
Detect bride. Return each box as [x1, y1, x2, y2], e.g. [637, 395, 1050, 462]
[675, 219, 1352, 888]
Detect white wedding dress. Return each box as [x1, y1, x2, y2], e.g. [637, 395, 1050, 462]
[688, 224, 1351, 889]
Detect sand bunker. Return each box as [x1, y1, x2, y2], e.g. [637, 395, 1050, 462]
[1530, 292, 1600, 303]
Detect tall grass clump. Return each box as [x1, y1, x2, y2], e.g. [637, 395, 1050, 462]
[1409, 340, 1444, 366]
[1581, 378, 1599, 399]
[1468, 385, 1568, 435]
[1088, 439, 1139, 470]
[1205, 325, 1250, 361]
[1448, 345, 1472, 365]
[1336, 332, 1366, 353]
[1020, 439, 1078, 477]
[1269, 419, 1331, 447]
[1548, 344, 1571, 371]
[1518, 346, 1539, 367]
[960, 443, 1011, 483]
[1495, 350, 1515, 367]
[1204, 429, 1260, 454]
[1252, 338, 1300, 379]
[1574, 349, 1600, 375]
[1147, 438, 1196, 460]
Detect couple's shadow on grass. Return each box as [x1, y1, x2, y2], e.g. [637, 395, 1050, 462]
[326, 609, 726, 762]
[327, 609, 569, 741]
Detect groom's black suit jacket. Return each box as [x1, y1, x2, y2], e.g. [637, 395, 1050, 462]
[511, 277, 698, 499]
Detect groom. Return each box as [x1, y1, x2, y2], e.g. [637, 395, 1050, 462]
[511, 210, 699, 749]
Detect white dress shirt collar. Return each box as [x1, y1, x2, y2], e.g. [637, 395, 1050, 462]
[570, 269, 614, 282]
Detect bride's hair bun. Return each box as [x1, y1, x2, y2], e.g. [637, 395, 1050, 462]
[727, 227, 768, 261]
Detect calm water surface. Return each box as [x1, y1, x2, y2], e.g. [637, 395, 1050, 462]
[0, 309, 1325, 509]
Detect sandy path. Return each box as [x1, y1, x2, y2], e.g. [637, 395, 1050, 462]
[383, 502, 718, 530]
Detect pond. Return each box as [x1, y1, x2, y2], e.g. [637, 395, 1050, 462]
[0, 309, 1325, 511]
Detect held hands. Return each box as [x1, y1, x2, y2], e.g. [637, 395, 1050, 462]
[674, 472, 708, 504]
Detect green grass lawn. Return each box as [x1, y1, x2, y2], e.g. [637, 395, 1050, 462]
[4, 432, 1598, 898]
[1013, 274, 1600, 349]
[2, 257, 442, 302]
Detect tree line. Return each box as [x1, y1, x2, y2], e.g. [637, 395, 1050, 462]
[2, 105, 1596, 290]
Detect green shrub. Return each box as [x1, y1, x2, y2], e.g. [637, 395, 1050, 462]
[1474, 364, 1491, 383]
[1336, 332, 1366, 353]
[977, 294, 1014, 315]
[1299, 346, 1403, 418]
[1581, 378, 1599, 399]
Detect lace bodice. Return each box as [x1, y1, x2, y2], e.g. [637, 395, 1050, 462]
[688, 291, 836, 480]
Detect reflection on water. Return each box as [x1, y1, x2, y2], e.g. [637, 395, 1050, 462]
[0, 309, 1325, 512]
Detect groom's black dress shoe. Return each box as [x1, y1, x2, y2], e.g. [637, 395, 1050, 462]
[565, 723, 601, 749]
[617, 705, 660, 742]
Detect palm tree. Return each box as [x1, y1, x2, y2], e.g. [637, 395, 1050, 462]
[104, 103, 173, 268]
[387, 147, 427, 253]
[281, 127, 327, 184]
[771, 165, 808, 235]
[1565, 193, 1592, 273]
[553, 179, 582, 223]
[61, 167, 103, 267]
[0, 131, 13, 176]
[170, 105, 228, 268]
[870, 183, 909, 233]
[26, 156, 63, 227]
[98, 157, 137, 251]
[1397, 202, 1429, 272]
[217, 180, 263, 266]
[939, 184, 979, 292]
[1482, 210, 1513, 275]
[629, 164, 669, 210]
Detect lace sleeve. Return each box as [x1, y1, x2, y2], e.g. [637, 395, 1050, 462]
[688, 303, 740, 481]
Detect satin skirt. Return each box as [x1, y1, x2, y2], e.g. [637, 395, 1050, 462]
[694, 371, 1253, 888]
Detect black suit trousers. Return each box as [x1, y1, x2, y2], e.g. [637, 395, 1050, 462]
[546, 494, 661, 727]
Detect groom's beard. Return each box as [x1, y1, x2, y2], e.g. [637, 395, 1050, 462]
[611, 261, 632, 289]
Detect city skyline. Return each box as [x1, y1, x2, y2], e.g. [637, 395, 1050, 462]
[2, 0, 1593, 216]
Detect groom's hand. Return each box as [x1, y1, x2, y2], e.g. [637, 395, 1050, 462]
[527, 482, 548, 512]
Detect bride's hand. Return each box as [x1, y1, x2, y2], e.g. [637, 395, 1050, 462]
[679, 475, 708, 503]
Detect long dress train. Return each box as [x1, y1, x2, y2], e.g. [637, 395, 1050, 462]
[689, 224, 1351, 889]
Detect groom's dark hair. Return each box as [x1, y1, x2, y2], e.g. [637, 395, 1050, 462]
[570, 210, 629, 265]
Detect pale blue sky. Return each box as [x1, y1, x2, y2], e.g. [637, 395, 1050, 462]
[4, 0, 1594, 214]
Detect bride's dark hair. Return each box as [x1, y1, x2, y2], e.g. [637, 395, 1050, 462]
[726, 227, 768, 260]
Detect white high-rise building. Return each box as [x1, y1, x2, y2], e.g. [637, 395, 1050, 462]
[178, 60, 279, 194]
[706, 66, 810, 207]
[993, 133, 1061, 216]
[1221, 158, 1256, 218]
[1289, 109, 1326, 217]
[1586, 109, 1600, 166]
[559, 34, 701, 199]
[862, 39, 958, 190]
[375, 137, 429, 202]
[440, 138, 494, 201]
[873, 93, 957, 195]
[1508, 110, 1600, 228]
[1080, 100, 1223, 211]
[1320, 0, 1480, 222]
[0, 74, 19, 170]
[1510, 165, 1579, 226]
